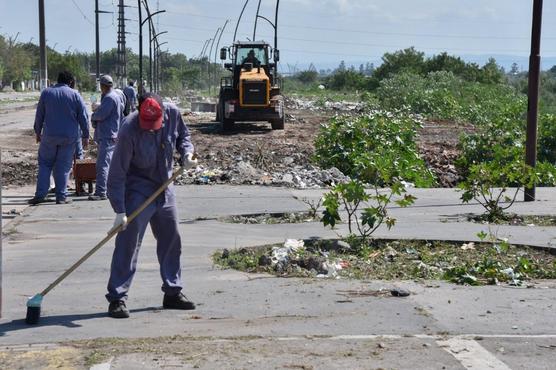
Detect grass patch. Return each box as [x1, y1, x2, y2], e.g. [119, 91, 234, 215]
[213, 238, 556, 285]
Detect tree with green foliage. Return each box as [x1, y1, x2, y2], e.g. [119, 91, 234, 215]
[3, 46, 32, 88]
[425, 52, 467, 76]
[373, 47, 426, 81]
[295, 70, 318, 84]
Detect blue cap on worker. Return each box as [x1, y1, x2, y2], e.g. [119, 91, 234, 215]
[100, 75, 113, 87]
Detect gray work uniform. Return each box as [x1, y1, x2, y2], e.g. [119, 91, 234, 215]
[105, 103, 194, 302]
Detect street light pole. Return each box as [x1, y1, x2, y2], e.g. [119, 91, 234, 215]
[140, 0, 165, 92]
[214, 21, 229, 90]
[525, 0, 543, 202]
[151, 31, 167, 92]
[156, 41, 168, 92]
[208, 28, 220, 95]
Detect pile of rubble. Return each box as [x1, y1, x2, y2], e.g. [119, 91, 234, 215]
[284, 96, 366, 113]
[176, 161, 349, 189]
[419, 147, 461, 187]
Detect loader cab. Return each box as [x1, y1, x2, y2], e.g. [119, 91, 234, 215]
[223, 41, 276, 88]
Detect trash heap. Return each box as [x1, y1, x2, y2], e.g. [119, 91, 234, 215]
[284, 96, 366, 113]
[261, 239, 347, 278]
[175, 163, 349, 188]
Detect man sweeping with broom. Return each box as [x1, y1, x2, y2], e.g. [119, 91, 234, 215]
[105, 93, 198, 319]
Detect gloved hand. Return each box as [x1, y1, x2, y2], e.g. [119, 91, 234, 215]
[113, 213, 127, 231]
[181, 152, 198, 170]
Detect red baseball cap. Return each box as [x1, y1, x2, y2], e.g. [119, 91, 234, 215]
[139, 94, 163, 131]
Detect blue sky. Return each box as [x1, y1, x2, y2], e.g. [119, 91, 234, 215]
[1, 0, 555, 71]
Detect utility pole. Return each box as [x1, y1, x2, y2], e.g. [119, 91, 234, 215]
[138, 0, 143, 93]
[38, 0, 47, 90]
[95, 0, 100, 91]
[116, 0, 127, 87]
[525, 0, 543, 202]
[95, 0, 111, 91]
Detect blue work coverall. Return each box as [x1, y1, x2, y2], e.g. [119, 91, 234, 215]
[123, 85, 137, 114]
[105, 103, 194, 302]
[91, 90, 123, 197]
[33, 83, 89, 201]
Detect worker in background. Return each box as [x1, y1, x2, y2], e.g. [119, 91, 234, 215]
[90, 74, 121, 201]
[105, 93, 197, 319]
[123, 80, 137, 115]
[47, 78, 85, 195]
[114, 87, 127, 118]
[28, 71, 89, 205]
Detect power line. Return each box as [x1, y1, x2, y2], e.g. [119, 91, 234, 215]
[158, 20, 555, 42]
[71, 0, 95, 25]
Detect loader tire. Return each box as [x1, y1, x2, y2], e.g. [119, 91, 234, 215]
[271, 116, 285, 130]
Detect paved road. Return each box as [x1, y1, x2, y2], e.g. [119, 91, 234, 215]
[1, 185, 555, 369]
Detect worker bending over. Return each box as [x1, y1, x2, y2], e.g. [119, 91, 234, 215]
[105, 93, 198, 318]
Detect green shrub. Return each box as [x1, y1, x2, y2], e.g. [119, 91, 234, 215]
[376, 71, 525, 124]
[459, 147, 537, 222]
[314, 111, 436, 187]
[322, 179, 416, 239]
[538, 114, 556, 163]
[456, 110, 556, 187]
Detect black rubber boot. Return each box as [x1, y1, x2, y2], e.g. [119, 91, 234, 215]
[108, 300, 130, 318]
[163, 293, 195, 310]
[27, 197, 47, 205]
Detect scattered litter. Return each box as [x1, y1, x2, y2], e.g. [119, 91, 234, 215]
[460, 242, 475, 250]
[271, 239, 305, 266]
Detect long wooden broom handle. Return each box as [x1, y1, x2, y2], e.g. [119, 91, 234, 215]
[40, 166, 186, 297]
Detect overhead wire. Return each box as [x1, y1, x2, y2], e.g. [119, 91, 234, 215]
[70, 0, 95, 26]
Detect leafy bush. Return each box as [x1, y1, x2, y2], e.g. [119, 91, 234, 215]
[459, 148, 537, 222]
[295, 70, 319, 84]
[456, 110, 556, 188]
[321, 179, 415, 239]
[314, 111, 436, 187]
[376, 71, 524, 123]
[538, 114, 556, 163]
[326, 69, 368, 91]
